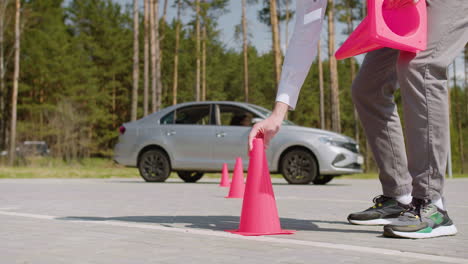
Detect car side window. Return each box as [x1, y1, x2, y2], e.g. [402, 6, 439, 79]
[160, 111, 174, 124]
[175, 105, 212, 125]
[217, 105, 258, 127]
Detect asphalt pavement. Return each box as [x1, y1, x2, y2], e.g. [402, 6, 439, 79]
[1, 177, 467, 264]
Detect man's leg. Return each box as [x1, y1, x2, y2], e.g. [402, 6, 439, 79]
[347, 48, 412, 225]
[397, 0, 468, 202]
[352, 48, 412, 197]
[384, 0, 467, 239]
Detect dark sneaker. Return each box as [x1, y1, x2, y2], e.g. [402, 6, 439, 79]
[383, 198, 457, 239]
[348, 195, 410, 225]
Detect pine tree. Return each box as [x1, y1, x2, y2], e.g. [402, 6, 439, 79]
[8, 0, 19, 165]
[327, 0, 341, 133]
[318, 41, 325, 129]
[144, 0, 150, 115]
[0, 0, 12, 151]
[195, 0, 200, 101]
[242, 0, 249, 102]
[269, 0, 281, 87]
[172, 0, 183, 105]
[131, 0, 139, 121]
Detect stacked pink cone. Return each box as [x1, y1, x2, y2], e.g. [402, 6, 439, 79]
[335, 0, 427, 60]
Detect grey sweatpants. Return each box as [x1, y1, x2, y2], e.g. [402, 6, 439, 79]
[351, 0, 468, 201]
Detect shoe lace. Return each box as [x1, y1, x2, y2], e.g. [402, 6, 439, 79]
[401, 198, 428, 218]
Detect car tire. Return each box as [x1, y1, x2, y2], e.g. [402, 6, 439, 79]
[138, 149, 171, 182]
[280, 148, 318, 184]
[177, 171, 204, 183]
[312, 175, 334, 185]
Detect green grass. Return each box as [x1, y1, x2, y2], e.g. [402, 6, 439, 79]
[0, 157, 139, 179]
[0, 157, 467, 179]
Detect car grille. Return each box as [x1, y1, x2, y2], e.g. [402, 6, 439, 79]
[344, 163, 362, 170]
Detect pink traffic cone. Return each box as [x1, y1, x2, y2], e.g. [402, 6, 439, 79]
[219, 163, 230, 187]
[227, 138, 294, 236]
[225, 157, 245, 198]
[335, 0, 427, 60]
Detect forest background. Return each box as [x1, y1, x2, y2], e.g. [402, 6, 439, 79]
[0, 0, 466, 175]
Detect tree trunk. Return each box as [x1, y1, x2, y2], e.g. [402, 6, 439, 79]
[463, 45, 467, 173]
[465, 46, 467, 115]
[317, 41, 325, 130]
[365, 140, 372, 172]
[457, 102, 464, 173]
[352, 61, 359, 141]
[172, 0, 181, 105]
[345, 3, 359, 141]
[112, 74, 116, 129]
[160, 0, 168, 105]
[163, 0, 168, 18]
[465, 46, 467, 114]
[0, 0, 9, 151]
[150, 0, 161, 112]
[150, 0, 156, 112]
[242, 0, 249, 102]
[144, 0, 149, 115]
[202, 22, 206, 101]
[195, 0, 201, 101]
[131, 0, 139, 121]
[327, 0, 341, 133]
[453, 59, 464, 174]
[270, 0, 282, 87]
[9, 0, 19, 166]
[155, 0, 162, 111]
[285, 0, 290, 51]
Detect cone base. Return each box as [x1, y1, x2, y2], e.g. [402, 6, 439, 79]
[226, 229, 295, 236]
[225, 195, 243, 199]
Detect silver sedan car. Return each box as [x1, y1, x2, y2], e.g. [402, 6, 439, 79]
[114, 101, 363, 184]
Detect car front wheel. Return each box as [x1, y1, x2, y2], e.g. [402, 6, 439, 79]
[138, 149, 171, 182]
[177, 171, 204, 183]
[280, 148, 318, 184]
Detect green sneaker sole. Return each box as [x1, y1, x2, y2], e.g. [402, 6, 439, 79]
[384, 225, 458, 239]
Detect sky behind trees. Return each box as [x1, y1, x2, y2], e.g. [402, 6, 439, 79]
[111, 0, 465, 79]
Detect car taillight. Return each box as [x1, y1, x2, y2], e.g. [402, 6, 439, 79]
[119, 126, 126, 135]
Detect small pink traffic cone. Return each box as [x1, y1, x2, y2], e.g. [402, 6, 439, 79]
[219, 163, 230, 187]
[225, 157, 245, 198]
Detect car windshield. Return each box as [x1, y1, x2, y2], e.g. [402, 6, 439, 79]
[248, 104, 295, 126]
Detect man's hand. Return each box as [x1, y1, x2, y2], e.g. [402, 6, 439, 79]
[248, 102, 289, 151]
[384, 0, 419, 9]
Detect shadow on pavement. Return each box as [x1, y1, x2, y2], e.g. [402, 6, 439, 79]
[107, 180, 351, 187]
[58, 215, 380, 235]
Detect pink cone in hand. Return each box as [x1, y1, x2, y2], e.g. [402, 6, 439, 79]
[225, 157, 245, 198]
[335, 0, 427, 60]
[226, 138, 295, 236]
[219, 163, 230, 187]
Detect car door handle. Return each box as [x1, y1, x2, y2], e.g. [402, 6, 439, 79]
[216, 132, 226, 138]
[166, 130, 176, 136]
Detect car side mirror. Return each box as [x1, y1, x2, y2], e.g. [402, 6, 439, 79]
[252, 118, 264, 124]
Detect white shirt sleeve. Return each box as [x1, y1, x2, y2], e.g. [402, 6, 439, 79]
[275, 0, 327, 110]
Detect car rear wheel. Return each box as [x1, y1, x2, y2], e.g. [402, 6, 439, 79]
[280, 148, 318, 184]
[138, 149, 171, 182]
[312, 175, 334, 185]
[177, 171, 204, 183]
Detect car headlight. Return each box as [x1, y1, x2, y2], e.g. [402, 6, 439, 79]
[319, 137, 360, 153]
